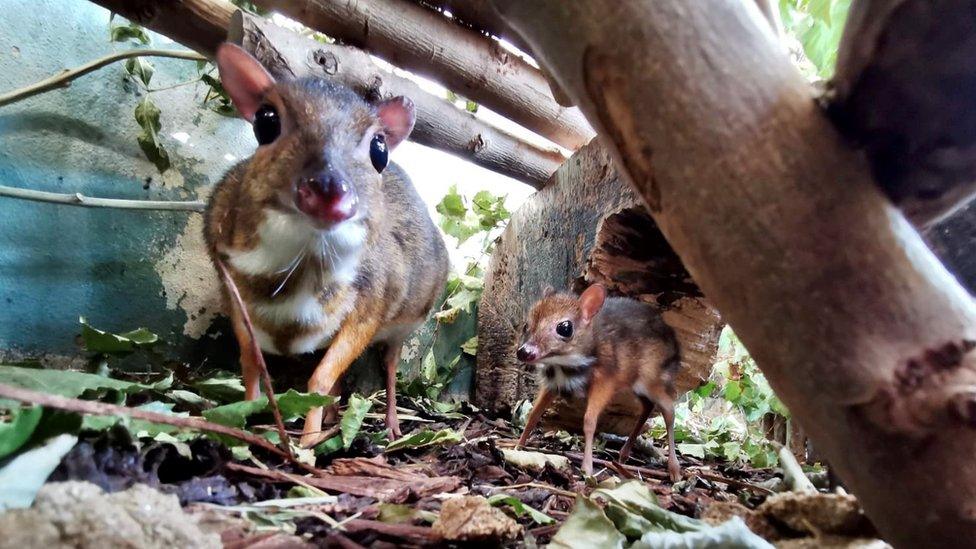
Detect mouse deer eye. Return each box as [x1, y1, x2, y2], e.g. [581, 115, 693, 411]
[370, 134, 389, 173]
[253, 104, 280, 145]
[556, 320, 573, 338]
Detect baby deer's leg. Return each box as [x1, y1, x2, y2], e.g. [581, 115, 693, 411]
[384, 340, 404, 439]
[582, 374, 617, 475]
[644, 383, 681, 482]
[301, 315, 380, 448]
[619, 397, 655, 463]
[516, 386, 554, 448]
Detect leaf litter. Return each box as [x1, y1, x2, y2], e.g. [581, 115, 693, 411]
[0, 321, 889, 547]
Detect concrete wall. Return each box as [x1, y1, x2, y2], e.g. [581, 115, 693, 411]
[0, 0, 475, 396]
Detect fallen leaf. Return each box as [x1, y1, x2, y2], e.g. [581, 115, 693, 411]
[384, 428, 462, 452]
[500, 448, 570, 472]
[0, 434, 77, 510]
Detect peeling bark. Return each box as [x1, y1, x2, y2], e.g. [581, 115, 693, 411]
[491, 0, 976, 545]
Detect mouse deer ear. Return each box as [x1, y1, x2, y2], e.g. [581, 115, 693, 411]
[376, 96, 416, 150]
[215, 43, 275, 121]
[579, 284, 607, 324]
[541, 285, 555, 298]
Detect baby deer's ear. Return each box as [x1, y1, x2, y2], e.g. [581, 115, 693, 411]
[215, 43, 275, 121]
[579, 284, 607, 324]
[376, 96, 416, 150]
[542, 284, 555, 298]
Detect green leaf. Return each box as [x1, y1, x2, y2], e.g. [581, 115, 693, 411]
[461, 336, 478, 356]
[435, 185, 467, 218]
[314, 435, 344, 456]
[110, 22, 150, 44]
[488, 494, 555, 525]
[192, 373, 246, 403]
[465, 100, 479, 113]
[124, 57, 154, 87]
[550, 497, 626, 549]
[339, 393, 372, 448]
[0, 406, 43, 459]
[377, 502, 431, 524]
[0, 366, 153, 398]
[384, 428, 462, 452]
[446, 286, 481, 313]
[421, 349, 437, 384]
[203, 390, 335, 429]
[80, 317, 158, 354]
[0, 434, 77, 510]
[677, 443, 705, 459]
[630, 517, 774, 549]
[134, 96, 171, 173]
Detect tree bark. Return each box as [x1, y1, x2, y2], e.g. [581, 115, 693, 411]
[88, 0, 234, 56]
[829, 0, 976, 228]
[476, 141, 722, 434]
[410, 0, 532, 54]
[251, 0, 595, 151]
[491, 0, 976, 546]
[86, 0, 564, 187]
[231, 13, 563, 188]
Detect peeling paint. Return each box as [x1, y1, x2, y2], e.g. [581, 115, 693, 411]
[155, 187, 222, 338]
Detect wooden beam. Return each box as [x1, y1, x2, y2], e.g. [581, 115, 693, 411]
[231, 13, 562, 188]
[491, 0, 976, 546]
[251, 0, 595, 151]
[86, 0, 563, 187]
[830, 0, 976, 228]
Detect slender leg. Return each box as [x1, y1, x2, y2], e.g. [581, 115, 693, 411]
[516, 386, 555, 448]
[582, 375, 617, 475]
[300, 315, 380, 448]
[384, 341, 404, 439]
[322, 382, 342, 425]
[619, 397, 655, 463]
[660, 399, 681, 481]
[228, 294, 261, 401]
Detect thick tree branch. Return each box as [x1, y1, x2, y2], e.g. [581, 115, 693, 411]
[0, 184, 206, 211]
[88, 0, 235, 56]
[0, 50, 205, 107]
[492, 0, 976, 545]
[251, 0, 594, 151]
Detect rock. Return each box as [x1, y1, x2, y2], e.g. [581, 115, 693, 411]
[432, 495, 521, 542]
[759, 492, 870, 537]
[0, 481, 221, 549]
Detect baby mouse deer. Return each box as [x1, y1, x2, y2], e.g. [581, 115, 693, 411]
[204, 44, 448, 447]
[515, 284, 682, 480]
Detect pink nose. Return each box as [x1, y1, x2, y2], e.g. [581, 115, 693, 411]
[295, 173, 358, 225]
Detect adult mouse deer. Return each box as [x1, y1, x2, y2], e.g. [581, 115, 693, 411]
[204, 44, 449, 447]
[515, 283, 682, 480]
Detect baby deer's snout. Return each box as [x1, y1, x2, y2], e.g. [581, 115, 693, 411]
[295, 170, 358, 226]
[516, 343, 539, 363]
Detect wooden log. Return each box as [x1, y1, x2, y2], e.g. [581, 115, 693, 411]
[490, 0, 976, 545]
[476, 141, 722, 435]
[86, 0, 564, 187]
[89, 0, 234, 55]
[251, 0, 595, 151]
[410, 0, 532, 54]
[230, 13, 563, 188]
[829, 0, 976, 228]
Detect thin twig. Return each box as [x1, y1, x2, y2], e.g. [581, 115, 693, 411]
[0, 49, 206, 107]
[773, 441, 816, 493]
[0, 382, 286, 458]
[0, 185, 205, 211]
[215, 257, 292, 459]
[487, 482, 577, 499]
[686, 467, 776, 495]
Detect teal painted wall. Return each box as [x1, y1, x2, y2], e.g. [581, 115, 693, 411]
[0, 0, 254, 359]
[0, 0, 475, 398]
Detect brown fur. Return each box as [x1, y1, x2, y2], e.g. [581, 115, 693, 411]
[516, 284, 682, 480]
[204, 76, 449, 446]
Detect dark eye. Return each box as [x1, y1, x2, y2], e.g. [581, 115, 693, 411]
[253, 104, 280, 145]
[370, 134, 388, 172]
[556, 320, 573, 338]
